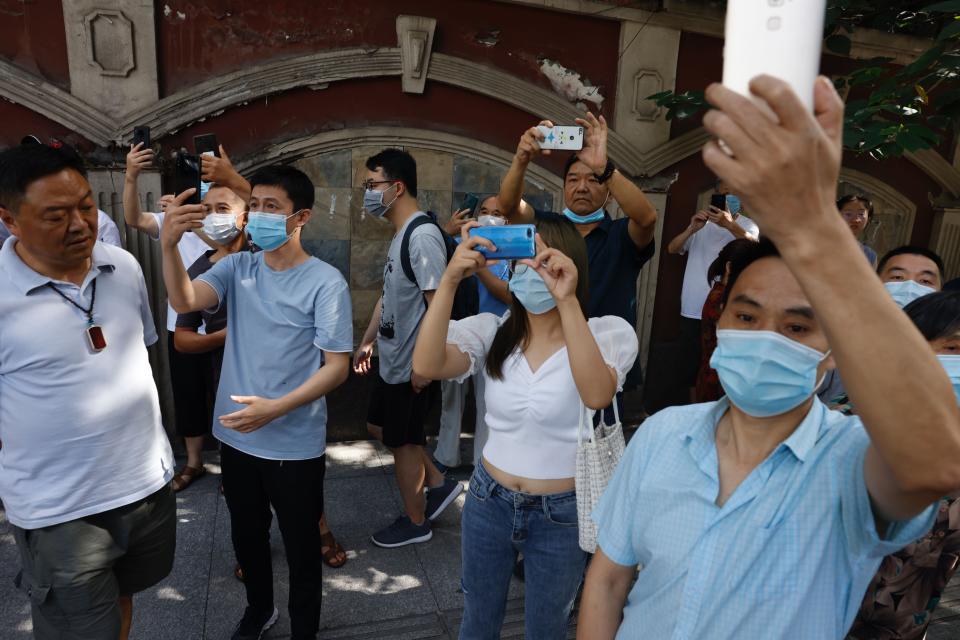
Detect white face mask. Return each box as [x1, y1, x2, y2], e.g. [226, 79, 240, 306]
[201, 212, 241, 244]
[478, 214, 506, 226]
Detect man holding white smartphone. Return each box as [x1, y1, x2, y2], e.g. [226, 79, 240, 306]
[667, 181, 758, 402]
[499, 112, 659, 396]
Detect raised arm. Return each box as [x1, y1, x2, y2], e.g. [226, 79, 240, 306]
[576, 113, 657, 249]
[201, 145, 252, 203]
[123, 143, 161, 237]
[703, 75, 960, 521]
[160, 189, 220, 314]
[667, 211, 708, 255]
[500, 121, 554, 225]
[413, 225, 497, 380]
[525, 238, 617, 409]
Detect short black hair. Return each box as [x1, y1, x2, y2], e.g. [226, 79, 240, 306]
[366, 148, 417, 197]
[562, 154, 613, 180]
[904, 291, 960, 342]
[248, 164, 314, 211]
[707, 238, 758, 285]
[837, 193, 874, 219]
[877, 245, 945, 281]
[0, 144, 87, 213]
[721, 236, 780, 306]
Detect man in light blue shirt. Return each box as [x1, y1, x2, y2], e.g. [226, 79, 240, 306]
[579, 77, 960, 639]
[161, 165, 352, 640]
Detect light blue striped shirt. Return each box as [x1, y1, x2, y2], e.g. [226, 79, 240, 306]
[593, 398, 937, 639]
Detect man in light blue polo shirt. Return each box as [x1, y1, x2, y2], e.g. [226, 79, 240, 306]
[160, 164, 352, 640]
[0, 144, 175, 640]
[579, 77, 960, 639]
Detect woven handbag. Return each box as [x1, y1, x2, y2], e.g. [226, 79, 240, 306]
[575, 399, 626, 553]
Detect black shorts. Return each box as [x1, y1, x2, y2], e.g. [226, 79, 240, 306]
[13, 486, 175, 639]
[167, 332, 214, 438]
[367, 375, 439, 448]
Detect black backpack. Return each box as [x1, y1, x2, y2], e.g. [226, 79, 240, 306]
[400, 213, 479, 321]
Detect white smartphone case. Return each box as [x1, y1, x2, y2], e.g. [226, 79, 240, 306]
[722, 0, 827, 113]
[537, 125, 584, 151]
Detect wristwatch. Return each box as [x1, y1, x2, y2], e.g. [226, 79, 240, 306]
[594, 160, 615, 185]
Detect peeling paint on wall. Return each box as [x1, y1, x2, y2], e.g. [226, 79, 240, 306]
[538, 58, 604, 109]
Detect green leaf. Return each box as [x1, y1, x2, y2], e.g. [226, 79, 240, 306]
[922, 0, 960, 12]
[826, 34, 853, 55]
[901, 45, 945, 76]
[937, 19, 960, 41]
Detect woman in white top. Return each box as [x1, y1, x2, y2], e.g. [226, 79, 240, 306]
[413, 217, 638, 639]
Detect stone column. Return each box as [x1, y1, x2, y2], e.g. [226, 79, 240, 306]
[931, 208, 960, 281]
[61, 0, 159, 127]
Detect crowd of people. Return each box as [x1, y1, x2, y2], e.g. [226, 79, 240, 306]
[1, 74, 960, 640]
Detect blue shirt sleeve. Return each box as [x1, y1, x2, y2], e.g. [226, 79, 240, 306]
[313, 269, 354, 353]
[838, 427, 938, 560]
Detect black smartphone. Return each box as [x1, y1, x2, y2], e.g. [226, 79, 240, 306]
[132, 126, 151, 150]
[175, 153, 201, 205]
[459, 193, 480, 216]
[709, 193, 727, 211]
[193, 133, 219, 157]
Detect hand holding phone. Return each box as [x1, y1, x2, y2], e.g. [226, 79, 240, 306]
[709, 193, 727, 211]
[133, 126, 151, 150]
[536, 125, 584, 151]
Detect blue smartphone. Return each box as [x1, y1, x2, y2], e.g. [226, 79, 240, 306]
[468, 224, 536, 260]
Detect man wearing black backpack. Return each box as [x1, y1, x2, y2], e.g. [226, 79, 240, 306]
[354, 148, 464, 548]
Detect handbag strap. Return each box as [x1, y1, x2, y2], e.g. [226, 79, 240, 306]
[577, 402, 597, 446]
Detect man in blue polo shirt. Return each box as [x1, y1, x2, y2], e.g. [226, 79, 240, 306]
[161, 165, 353, 640]
[578, 76, 960, 639]
[500, 112, 658, 392]
[0, 144, 175, 640]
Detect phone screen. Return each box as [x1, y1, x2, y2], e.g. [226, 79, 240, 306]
[133, 126, 151, 150]
[710, 194, 727, 211]
[176, 153, 201, 205]
[459, 193, 480, 216]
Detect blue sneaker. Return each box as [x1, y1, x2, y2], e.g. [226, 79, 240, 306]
[371, 516, 433, 548]
[425, 477, 464, 521]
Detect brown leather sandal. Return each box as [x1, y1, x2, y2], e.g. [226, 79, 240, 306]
[171, 465, 206, 492]
[320, 531, 347, 568]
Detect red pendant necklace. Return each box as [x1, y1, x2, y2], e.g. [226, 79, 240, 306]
[46, 279, 106, 352]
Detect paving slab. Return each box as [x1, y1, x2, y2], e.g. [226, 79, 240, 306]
[130, 551, 212, 640]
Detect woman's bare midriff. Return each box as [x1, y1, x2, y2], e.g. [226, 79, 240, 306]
[482, 457, 575, 495]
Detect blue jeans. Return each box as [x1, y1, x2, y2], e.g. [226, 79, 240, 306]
[459, 461, 588, 640]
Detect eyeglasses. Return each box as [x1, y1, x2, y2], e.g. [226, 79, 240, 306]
[361, 179, 395, 190]
[841, 209, 869, 221]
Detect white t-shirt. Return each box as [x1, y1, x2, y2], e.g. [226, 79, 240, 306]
[446, 313, 638, 479]
[0, 240, 174, 528]
[97, 210, 122, 247]
[679, 216, 759, 319]
[149, 212, 210, 332]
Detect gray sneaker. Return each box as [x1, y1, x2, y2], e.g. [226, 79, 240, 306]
[425, 477, 465, 521]
[371, 516, 433, 548]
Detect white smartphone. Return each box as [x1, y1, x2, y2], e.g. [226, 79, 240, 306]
[722, 0, 827, 113]
[537, 125, 584, 151]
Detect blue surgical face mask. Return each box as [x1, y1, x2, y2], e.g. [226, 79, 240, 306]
[562, 206, 605, 225]
[246, 211, 297, 252]
[710, 329, 830, 418]
[884, 280, 937, 308]
[363, 183, 398, 218]
[726, 195, 742, 215]
[509, 264, 556, 315]
[938, 355, 960, 405]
